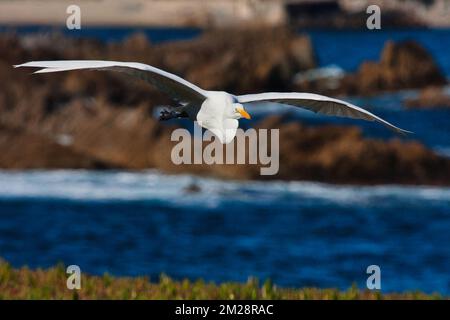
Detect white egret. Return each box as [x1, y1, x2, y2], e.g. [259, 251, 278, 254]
[14, 60, 410, 143]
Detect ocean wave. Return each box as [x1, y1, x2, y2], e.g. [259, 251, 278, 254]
[434, 145, 450, 158]
[0, 170, 449, 207]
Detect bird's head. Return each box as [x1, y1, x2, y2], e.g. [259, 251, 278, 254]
[232, 103, 251, 120]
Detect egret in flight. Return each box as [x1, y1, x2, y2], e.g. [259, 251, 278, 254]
[15, 60, 410, 143]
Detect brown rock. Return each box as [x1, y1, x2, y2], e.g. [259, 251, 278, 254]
[245, 116, 450, 185]
[341, 40, 447, 95]
[0, 123, 112, 169]
[405, 86, 450, 109]
[296, 40, 447, 96]
[155, 27, 316, 93]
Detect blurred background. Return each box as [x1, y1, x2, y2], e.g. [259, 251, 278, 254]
[0, 0, 449, 295]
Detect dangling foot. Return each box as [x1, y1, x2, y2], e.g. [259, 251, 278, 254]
[159, 109, 176, 121]
[159, 109, 189, 121]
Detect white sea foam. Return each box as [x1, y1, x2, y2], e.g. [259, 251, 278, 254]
[0, 170, 449, 208]
[434, 145, 450, 158]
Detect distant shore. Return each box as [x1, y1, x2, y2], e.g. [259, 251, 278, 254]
[0, 0, 285, 28]
[0, 260, 442, 299]
[1, 0, 450, 28]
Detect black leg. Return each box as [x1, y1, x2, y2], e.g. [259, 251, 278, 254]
[159, 109, 189, 121]
[177, 111, 189, 119]
[159, 109, 174, 121]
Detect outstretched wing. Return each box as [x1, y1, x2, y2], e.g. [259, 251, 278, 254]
[237, 92, 411, 134]
[14, 60, 208, 104]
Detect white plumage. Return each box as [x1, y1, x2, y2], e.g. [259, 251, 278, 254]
[14, 60, 411, 143]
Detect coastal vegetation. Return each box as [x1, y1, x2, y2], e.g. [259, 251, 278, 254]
[0, 260, 442, 300]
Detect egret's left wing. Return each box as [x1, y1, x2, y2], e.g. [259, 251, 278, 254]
[237, 92, 411, 134]
[14, 60, 208, 104]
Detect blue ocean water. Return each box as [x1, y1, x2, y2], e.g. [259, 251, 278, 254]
[307, 29, 450, 75]
[0, 25, 202, 44]
[0, 170, 449, 294]
[0, 27, 449, 294]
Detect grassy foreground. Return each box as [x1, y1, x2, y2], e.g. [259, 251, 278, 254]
[0, 260, 442, 300]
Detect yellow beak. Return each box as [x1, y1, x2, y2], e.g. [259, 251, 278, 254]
[237, 107, 251, 120]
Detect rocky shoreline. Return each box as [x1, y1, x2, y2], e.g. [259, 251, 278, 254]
[295, 40, 447, 96]
[1, 28, 450, 185]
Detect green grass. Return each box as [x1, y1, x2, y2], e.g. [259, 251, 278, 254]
[0, 259, 443, 300]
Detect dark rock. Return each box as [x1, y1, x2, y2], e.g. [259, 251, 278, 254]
[184, 183, 202, 194]
[295, 40, 447, 96]
[156, 27, 316, 93]
[0, 123, 113, 169]
[249, 116, 450, 185]
[341, 40, 447, 95]
[405, 86, 450, 109]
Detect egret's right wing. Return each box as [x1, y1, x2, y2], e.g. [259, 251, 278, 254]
[14, 60, 208, 104]
[237, 92, 411, 134]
